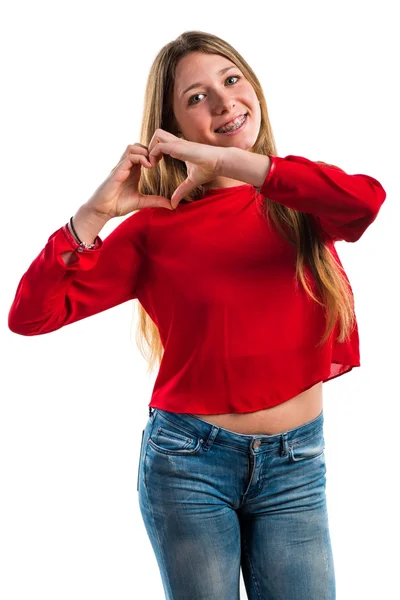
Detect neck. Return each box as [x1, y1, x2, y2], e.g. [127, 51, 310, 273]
[203, 175, 249, 190]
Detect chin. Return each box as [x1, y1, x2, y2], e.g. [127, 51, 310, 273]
[231, 135, 258, 150]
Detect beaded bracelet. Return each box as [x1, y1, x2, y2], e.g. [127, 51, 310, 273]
[69, 216, 96, 250]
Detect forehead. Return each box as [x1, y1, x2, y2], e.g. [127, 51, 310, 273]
[174, 52, 237, 95]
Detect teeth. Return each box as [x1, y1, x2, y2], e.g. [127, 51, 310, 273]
[216, 114, 246, 133]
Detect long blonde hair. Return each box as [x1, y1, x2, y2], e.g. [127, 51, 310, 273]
[134, 30, 356, 374]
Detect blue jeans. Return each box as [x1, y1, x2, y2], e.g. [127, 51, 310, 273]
[137, 407, 336, 599]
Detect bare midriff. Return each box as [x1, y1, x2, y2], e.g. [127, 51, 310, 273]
[191, 382, 323, 435]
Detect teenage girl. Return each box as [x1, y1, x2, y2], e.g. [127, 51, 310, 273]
[9, 30, 386, 600]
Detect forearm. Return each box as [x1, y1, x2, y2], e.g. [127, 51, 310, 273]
[228, 152, 386, 243]
[220, 147, 271, 188]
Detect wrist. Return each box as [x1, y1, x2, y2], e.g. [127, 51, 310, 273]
[68, 204, 111, 248]
[220, 147, 271, 188]
[79, 202, 113, 226]
[218, 146, 235, 178]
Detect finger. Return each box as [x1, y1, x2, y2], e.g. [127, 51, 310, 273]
[123, 143, 149, 159]
[127, 153, 153, 169]
[148, 141, 180, 162]
[142, 194, 174, 211]
[112, 145, 150, 171]
[148, 129, 178, 155]
[129, 143, 148, 150]
[147, 130, 164, 157]
[116, 153, 152, 173]
[170, 179, 197, 209]
[148, 143, 166, 167]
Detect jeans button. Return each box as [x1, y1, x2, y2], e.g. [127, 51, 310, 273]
[252, 439, 261, 450]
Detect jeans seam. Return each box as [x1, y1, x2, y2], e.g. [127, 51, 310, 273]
[153, 410, 200, 440]
[242, 531, 262, 600]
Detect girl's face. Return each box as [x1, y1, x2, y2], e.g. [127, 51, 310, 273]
[172, 52, 261, 151]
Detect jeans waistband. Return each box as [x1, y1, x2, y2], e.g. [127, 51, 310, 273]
[148, 406, 324, 454]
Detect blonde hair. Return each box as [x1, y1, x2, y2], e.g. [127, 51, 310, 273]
[133, 30, 355, 374]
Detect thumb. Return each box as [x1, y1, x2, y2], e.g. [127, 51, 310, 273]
[171, 178, 197, 209]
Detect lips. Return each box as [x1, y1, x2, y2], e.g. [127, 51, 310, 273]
[214, 113, 247, 132]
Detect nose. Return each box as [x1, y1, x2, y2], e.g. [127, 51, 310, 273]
[211, 90, 235, 114]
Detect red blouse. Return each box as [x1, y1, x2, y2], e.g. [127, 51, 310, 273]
[8, 154, 386, 414]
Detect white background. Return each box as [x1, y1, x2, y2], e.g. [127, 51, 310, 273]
[2, 1, 399, 598]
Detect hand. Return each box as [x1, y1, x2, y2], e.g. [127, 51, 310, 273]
[148, 129, 226, 208]
[86, 143, 174, 218]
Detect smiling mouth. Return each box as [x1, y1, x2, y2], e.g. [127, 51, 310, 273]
[215, 113, 248, 133]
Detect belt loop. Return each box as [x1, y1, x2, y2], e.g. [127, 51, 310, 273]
[201, 425, 218, 452]
[280, 432, 289, 457]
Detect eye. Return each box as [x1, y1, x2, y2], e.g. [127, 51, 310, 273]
[188, 75, 242, 106]
[226, 75, 241, 85]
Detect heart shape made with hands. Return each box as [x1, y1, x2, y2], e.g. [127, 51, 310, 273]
[146, 128, 225, 208]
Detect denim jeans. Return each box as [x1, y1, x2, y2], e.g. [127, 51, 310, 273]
[137, 407, 336, 600]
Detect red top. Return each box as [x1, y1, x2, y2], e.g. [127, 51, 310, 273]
[8, 154, 386, 414]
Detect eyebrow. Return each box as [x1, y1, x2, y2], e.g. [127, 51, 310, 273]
[181, 66, 238, 97]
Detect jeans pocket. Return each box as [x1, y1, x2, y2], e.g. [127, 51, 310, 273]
[288, 430, 325, 463]
[136, 429, 145, 491]
[148, 423, 202, 456]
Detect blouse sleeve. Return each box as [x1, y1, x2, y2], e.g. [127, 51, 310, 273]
[260, 154, 386, 242]
[8, 209, 150, 335]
